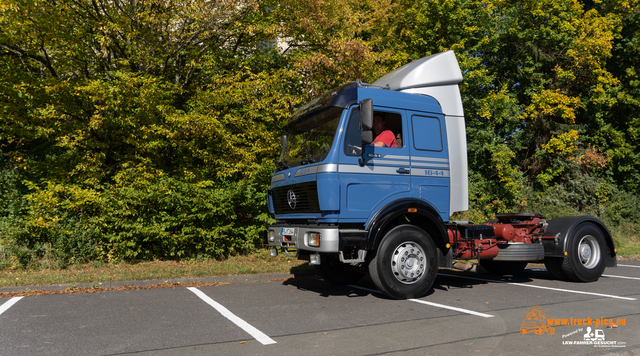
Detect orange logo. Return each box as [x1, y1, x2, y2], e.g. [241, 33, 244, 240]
[521, 306, 555, 335]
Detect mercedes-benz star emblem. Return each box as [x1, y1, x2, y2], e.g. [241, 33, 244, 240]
[287, 189, 297, 209]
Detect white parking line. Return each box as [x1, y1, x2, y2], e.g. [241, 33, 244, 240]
[0, 297, 23, 316]
[603, 274, 640, 281]
[187, 287, 276, 345]
[408, 299, 495, 318]
[348, 285, 494, 318]
[618, 264, 640, 268]
[439, 273, 637, 301]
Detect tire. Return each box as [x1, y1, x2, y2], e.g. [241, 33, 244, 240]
[544, 257, 568, 280]
[479, 260, 528, 275]
[318, 253, 366, 285]
[561, 223, 607, 282]
[369, 225, 438, 299]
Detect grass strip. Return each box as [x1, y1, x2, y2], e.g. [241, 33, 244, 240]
[0, 249, 314, 288]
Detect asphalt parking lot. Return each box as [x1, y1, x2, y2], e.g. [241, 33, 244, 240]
[1, 262, 639, 355]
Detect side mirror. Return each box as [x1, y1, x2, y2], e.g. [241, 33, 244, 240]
[279, 134, 287, 158]
[359, 99, 373, 166]
[360, 98, 373, 145]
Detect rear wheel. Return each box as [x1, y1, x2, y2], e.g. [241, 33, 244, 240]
[318, 253, 366, 285]
[369, 225, 438, 299]
[479, 260, 528, 275]
[561, 223, 606, 282]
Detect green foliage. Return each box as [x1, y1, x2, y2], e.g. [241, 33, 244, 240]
[0, 166, 274, 267]
[0, 0, 290, 267]
[273, 0, 406, 94]
[101, 169, 270, 261]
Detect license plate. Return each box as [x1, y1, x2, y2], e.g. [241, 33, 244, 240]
[281, 227, 295, 236]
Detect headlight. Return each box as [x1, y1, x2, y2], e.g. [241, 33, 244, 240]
[269, 230, 275, 242]
[307, 232, 320, 247]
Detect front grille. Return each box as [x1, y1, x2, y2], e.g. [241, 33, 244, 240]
[272, 181, 320, 214]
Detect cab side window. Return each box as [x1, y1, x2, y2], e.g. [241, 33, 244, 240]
[344, 109, 403, 156]
[411, 115, 442, 151]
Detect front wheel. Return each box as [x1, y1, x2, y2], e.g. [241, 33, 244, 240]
[369, 225, 438, 299]
[561, 223, 607, 282]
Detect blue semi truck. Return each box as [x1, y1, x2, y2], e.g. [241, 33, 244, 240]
[266, 51, 617, 299]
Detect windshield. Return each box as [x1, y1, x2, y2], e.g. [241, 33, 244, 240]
[278, 106, 343, 170]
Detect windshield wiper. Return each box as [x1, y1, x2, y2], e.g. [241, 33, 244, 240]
[297, 149, 316, 165]
[276, 161, 290, 171]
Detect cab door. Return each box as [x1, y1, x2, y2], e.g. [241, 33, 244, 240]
[338, 105, 411, 222]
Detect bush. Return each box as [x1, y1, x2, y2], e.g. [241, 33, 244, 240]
[0, 164, 273, 268]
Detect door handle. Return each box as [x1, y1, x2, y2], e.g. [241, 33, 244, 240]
[396, 168, 410, 174]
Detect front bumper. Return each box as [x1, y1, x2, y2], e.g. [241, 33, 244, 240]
[268, 225, 340, 253]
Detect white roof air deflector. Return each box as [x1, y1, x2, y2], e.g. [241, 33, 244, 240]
[372, 51, 464, 117]
[373, 51, 463, 90]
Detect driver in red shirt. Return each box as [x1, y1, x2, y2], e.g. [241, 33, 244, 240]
[371, 113, 397, 148]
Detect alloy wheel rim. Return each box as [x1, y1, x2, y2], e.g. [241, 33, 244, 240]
[391, 242, 426, 284]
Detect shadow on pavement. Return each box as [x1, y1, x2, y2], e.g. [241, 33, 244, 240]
[282, 264, 557, 299]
